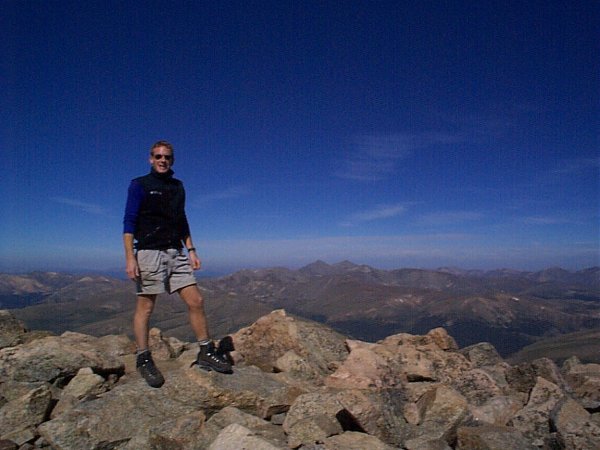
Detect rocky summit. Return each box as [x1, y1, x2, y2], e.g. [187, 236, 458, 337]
[0, 309, 599, 450]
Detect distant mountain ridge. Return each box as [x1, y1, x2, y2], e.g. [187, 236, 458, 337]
[4, 261, 600, 361]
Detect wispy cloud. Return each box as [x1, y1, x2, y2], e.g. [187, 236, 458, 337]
[523, 216, 578, 225]
[341, 203, 407, 227]
[551, 157, 600, 176]
[336, 132, 460, 181]
[419, 211, 484, 225]
[50, 197, 108, 215]
[193, 185, 250, 205]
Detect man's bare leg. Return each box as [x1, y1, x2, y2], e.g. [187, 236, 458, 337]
[178, 284, 209, 340]
[133, 294, 156, 350]
[179, 284, 232, 373]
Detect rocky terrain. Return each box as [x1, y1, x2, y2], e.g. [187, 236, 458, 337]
[5, 262, 600, 361]
[1, 308, 599, 449]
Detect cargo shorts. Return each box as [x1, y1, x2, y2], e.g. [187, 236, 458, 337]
[135, 249, 197, 295]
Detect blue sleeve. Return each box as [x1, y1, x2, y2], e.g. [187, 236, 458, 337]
[123, 180, 145, 234]
[181, 185, 191, 238]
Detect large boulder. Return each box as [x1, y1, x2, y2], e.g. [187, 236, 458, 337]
[326, 328, 471, 389]
[231, 309, 349, 381]
[0, 332, 125, 383]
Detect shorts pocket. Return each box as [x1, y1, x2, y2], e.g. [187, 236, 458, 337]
[137, 250, 161, 275]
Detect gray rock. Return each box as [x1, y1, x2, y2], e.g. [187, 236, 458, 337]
[550, 396, 600, 449]
[0, 439, 18, 450]
[404, 435, 452, 450]
[0, 311, 27, 350]
[510, 377, 564, 446]
[452, 368, 505, 406]
[208, 423, 284, 450]
[456, 424, 536, 449]
[0, 333, 124, 383]
[562, 359, 600, 409]
[412, 385, 469, 444]
[506, 357, 565, 394]
[51, 368, 107, 418]
[0, 385, 52, 441]
[232, 309, 349, 380]
[323, 431, 396, 450]
[38, 374, 206, 450]
[460, 342, 503, 367]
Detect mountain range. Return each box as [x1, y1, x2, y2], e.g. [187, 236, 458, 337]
[2, 261, 599, 361]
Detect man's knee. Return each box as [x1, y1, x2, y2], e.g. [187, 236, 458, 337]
[135, 296, 156, 316]
[179, 286, 204, 309]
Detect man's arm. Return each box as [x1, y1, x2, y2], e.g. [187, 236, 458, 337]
[124, 233, 139, 280]
[184, 235, 202, 270]
[123, 180, 144, 280]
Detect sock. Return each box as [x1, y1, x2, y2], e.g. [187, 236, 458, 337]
[198, 339, 211, 347]
[136, 348, 150, 356]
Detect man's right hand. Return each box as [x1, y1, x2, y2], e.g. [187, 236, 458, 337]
[126, 257, 140, 280]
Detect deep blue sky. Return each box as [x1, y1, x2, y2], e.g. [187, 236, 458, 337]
[2, 1, 598, 274]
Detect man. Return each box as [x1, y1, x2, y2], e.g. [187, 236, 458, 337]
[123, 140, 232, 388]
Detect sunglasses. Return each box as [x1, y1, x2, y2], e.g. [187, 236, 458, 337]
[152, 154, 173, 161]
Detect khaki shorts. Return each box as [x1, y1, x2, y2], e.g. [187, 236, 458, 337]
[135, 249, 197, 295]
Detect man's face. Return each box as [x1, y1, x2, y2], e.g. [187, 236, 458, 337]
[149, 145, 174, 174]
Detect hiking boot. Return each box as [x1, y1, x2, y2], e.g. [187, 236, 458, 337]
[136, 351, 165, 388]
[217, 335, 235, 366]
[192, 341, 233, 374]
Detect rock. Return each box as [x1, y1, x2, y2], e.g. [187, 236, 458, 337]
[510, 377, 565, 446]
[0, 309, 596, 449]
[325, 340, 395, 389]
[562, 359, 600, 409]
[426, 327, 459, 351]
[0, 332, 124, 383]
[459, 342, 503, 367]
[232, 310, 348, 380]
[327, 330, 471, 390]
[550, 396, 600, 449]
[0, 440, 18, 450]
[506, 357, 565, 394]
[412, 385, 469, 444]
[456, 424, 536, 449]
[283, 392, 344, 433]
[184, 365, 303, 419]
[469, 395, 524, 426]
[452, 368, 505, 406]
[96, 334, 135, 358]
[38, 373, 208, 449]
[148, 327, 175, 360]
[404, 435, 452, 450]
[286, 414, 343, 448]
[274, 350, 323, 380]
[0, 385, 52, 440]
[201, 406, 274, 445]
[208, 423, 283, 450]
[51, 368, 107, 418]
[0, 311, 27, 350]
[323, 430, 396, 449]
[144, 411, 207, 449]
[336, 389, 409, 447]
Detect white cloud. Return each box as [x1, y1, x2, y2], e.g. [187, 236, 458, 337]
[551, 157, 600, 176]
[342, 204, 407, 226]
[523, 216, 577, 225]
[419, 211, 484, 225]
[50, 197, 108, 215]
[336, 132, 461, 181]
[193, 185, 250, 205]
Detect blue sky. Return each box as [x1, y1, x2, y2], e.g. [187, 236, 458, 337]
[2, 1, 598, 274]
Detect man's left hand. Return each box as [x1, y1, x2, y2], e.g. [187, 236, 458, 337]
[189, 252, 201, 270]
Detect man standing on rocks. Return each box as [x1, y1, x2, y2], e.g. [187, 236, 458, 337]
[123, 140, 232, 387]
